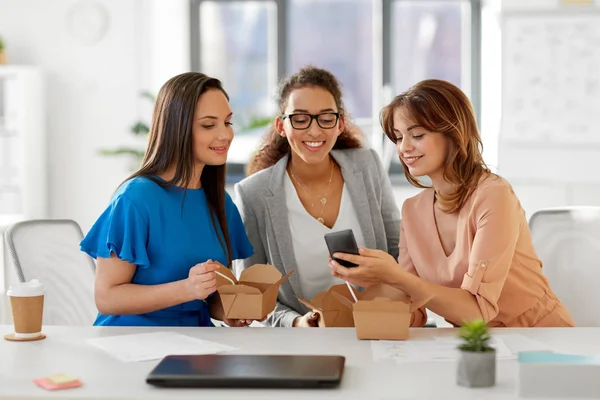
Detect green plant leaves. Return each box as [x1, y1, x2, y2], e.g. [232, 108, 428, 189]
[458, 319, 494, 352]
[130, 122, 150, 135]
[241, 116, 272, 131]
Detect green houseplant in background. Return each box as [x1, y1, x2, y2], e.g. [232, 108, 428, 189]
[0, 36, 7, 64]
[243, 115, 272, 131]
[456, 319, 496, 388]
[99, 91, 155, 169]
[100, 90, 273, 175]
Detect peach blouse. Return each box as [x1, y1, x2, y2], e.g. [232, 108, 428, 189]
[400, 175, 574, 327]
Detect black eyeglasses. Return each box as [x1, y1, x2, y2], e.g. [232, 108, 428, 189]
[281, 112, 340, 130]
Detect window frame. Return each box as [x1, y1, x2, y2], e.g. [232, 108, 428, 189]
[189, 0, 482, 173]
[381, 0, 481, 122]
[190, 0, 286, 80]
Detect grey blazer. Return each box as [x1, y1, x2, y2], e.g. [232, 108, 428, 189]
[233, 148, 400, 327]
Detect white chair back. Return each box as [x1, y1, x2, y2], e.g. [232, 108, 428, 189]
[529, 207, 600, 327]
[4, 219, 96, 325]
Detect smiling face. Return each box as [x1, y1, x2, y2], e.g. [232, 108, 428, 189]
[276, 86, 345, 166]
[192, 89, 234, 167]
[392, 106, 449, 181]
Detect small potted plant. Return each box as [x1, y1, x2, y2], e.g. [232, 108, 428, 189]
[0, 36, 6, 65]
[457, 319, 496, 388]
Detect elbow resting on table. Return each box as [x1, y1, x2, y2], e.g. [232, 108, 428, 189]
[94, 285, 120, 315]
[456, 289, 490, 325]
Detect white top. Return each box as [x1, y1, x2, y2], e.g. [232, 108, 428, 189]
[285, 172, 365, 300]
[1, 325, 597, 399]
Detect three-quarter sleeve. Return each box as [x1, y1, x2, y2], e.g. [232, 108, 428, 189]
[398, 221, 428, 327]
[460, 183, 521, 322]
[80, 194, 151, 268]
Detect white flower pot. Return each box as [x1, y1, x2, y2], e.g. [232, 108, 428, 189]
[457, 349, 496, 388]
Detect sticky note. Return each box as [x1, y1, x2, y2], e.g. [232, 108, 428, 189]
[48, 373, 79, 384]
[34, 373, 83, 391]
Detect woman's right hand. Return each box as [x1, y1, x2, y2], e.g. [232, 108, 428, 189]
[293, 311, 320, 327]
[186, 262, 219, 300]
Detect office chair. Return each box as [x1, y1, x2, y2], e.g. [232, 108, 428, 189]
[529, 207, 600, 327]
[4, 219, 96, 325]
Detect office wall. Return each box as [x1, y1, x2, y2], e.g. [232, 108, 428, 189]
[0, 0, 142, 231]
[497, 0, 600, 216]
[0, 0, 190, 232]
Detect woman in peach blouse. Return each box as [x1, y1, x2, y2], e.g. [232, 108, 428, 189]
[329, 79, 574, 328]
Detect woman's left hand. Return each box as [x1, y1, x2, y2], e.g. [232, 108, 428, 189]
[329, 248, 403, 287]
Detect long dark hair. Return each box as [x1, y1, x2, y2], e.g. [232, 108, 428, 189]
[380, 79, 490, 213]
[124, 72, 233, 266]
[247, 66, 363, 175]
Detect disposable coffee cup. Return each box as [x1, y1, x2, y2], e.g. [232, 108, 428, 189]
[7, 279, 45, 339]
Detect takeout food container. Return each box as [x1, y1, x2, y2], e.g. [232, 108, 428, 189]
[298, 284, 356, 327]
[215, 264, 293, 320]
[300, 283, 413, 339]
[332, 284, 412, 340]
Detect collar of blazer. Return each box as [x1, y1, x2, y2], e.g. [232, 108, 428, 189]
[266, 149, 358, 196]
[263, 149, 378, 300]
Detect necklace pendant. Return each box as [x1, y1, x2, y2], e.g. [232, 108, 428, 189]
[317, 217, 325, 224]
[320, 197, 327, 205]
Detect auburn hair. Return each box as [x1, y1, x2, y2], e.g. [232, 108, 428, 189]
[380, 79, 490, 213]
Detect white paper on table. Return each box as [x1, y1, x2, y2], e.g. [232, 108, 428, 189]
[371, 336, 516, 364]
[86, 332, 237, 363]
[428, 336, 514, 360]
[371, 340, 402, 362]
[493, 334, 553, 354]
[432, 334, 553, 356]
[371, 339, 435, 363]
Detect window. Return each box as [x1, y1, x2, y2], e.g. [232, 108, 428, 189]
[288, 0, 373, 119]
[385, 0, 474, 178]
[391, 1, 470, 94]
[190, 0, 481, 182]
[196, 1, 277, 125]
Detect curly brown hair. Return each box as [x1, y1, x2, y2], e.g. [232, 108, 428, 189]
[380, 79, 490, 214]
[246, 66, 363, 175]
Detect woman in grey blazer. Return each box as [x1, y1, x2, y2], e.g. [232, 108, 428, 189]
[234, 66, 400, 327]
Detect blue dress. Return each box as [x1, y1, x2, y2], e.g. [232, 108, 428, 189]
[80, 176, 253, 326]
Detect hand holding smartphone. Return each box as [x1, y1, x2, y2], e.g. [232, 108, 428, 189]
[324, 229, 360, 268]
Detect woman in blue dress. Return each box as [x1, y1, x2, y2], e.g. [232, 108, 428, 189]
[80, 73, 254, 327]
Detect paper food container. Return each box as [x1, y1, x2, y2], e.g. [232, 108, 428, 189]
[215, 264, 293, 320]
[331, 284, 412, 340]
[298, 284, 358, 327]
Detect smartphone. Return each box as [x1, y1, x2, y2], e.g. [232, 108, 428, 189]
[324, 229, 359, 268]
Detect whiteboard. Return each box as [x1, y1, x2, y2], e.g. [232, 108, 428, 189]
[502, 13, 600, 144]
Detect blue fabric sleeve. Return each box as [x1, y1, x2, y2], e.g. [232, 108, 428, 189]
[226, 195, 254, 261]
[80, 195, 151, 269]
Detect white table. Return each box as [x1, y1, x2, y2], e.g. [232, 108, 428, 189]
[0, 325, 597, 399]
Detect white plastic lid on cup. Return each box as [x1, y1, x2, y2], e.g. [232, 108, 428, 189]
[7, 279, 45, 297]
